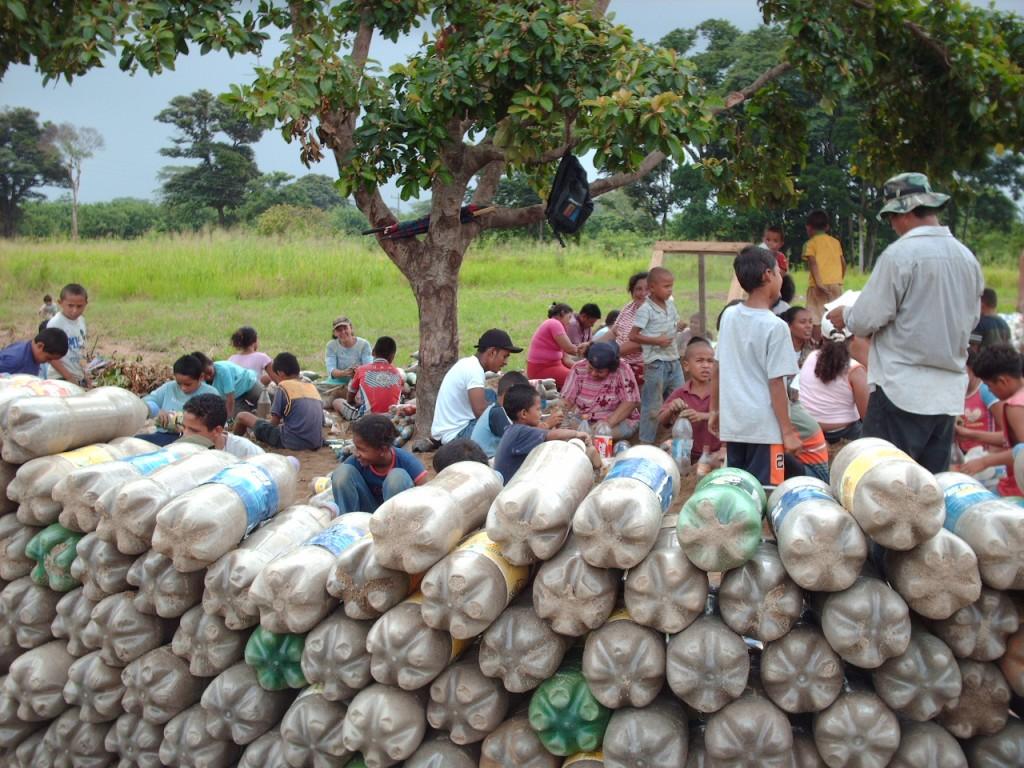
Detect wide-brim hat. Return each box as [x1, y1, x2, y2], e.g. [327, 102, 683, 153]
[877, 172, 950, 221]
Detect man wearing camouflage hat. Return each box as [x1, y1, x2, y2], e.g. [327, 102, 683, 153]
[827, 172, 984, 473]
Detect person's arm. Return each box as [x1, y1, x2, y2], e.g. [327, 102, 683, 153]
[468, 386, 488, 418]
[48, 357, 78, 384]
[954, 426, 1006, 447]
[708, 363, 720, 436]
[848, 366, 869, 418]
[260, 362, 273, 386]
[804, 241, 823, 286]
[769, 377, 801, 452]
[833, 252, 901, 336]
[963, 404, 1024, 474]
[659, 397, 685, 427]
[326, 344, 341, 379]
[225, 393, 236, 415]
[628, 324, 673, 348]
[606, 398, 639, 428]
[546, 428, 591, 443]
[359, 340, 373, 366]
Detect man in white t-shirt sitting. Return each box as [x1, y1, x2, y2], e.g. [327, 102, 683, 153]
[431, 329, 523, 445]
[180, 393, 265, 458]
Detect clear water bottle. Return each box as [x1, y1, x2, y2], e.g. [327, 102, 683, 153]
[577, 419, 591, 440]
[695, 448, 712, 478]
[255, 388, 272, 420]
[671, 417, 693, 474]
[593, 421, 613, 461]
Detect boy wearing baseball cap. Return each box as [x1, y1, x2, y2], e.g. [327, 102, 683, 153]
[431, 328, 523, 444]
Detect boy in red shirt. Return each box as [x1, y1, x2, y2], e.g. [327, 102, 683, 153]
[658, 337, 722, 463]
[336, 336, 404, 420]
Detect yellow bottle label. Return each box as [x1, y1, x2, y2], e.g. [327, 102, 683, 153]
[312, 476, 331, 494]
[457, 530, 530, 604]
[405, 591, 424, 606]
[59, 444, 113, 468]
[605, 606, 632, 624]
[840, 446, 910, 510]
[449, 635, 471, 662]
[563, 752, 604, 766]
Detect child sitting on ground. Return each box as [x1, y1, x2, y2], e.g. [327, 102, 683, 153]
[955, 350, 1000, 455]
[333, 336, 404, 421]
[658, 337, 722, 464]
[228, 326, 273, 385]
[433, 438, 490, 473]
[192, 351, 263, 417]
[494, 385, 592, 484]
[711, 246, 801, 486]
[330, 414, 428, 513]
[470, 370, 530, 458]
[139, 354, 222, 446]
[233, 352, 324, 451]
[38, 294, 58, 326]
[180, 393, 264, 458]
[960, 344, 1024, 496]
[0, 328, 68, 377]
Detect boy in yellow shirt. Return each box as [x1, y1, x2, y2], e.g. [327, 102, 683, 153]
[803, 209, 845, 341]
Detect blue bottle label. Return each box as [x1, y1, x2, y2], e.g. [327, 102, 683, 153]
[304, 524, 362, 556]
[942, 480, 996, 531]
[119, 449, 178, 476]
[768, 484, 834, 531]
[210, 464, 280, 535]
[606, 458, 673, 511]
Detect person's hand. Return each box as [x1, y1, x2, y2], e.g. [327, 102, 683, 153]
[544, 412, 563, 429]
[708, 411, 719, 436]
[960, 457, 990, 476]
[954, 423, 971, 438]
[681, 407, 705, 423]
[155, 410, 176, 428]
[826, 307, 846, 332]
[576, 431, 592, 445]
[782, 427, 802, 453]
[656, 335, 674, 348]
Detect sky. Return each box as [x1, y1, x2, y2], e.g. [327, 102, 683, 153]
[1, 0, 1021, 205]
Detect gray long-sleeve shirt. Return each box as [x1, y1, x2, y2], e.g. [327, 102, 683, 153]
[842, 225, 983, 416]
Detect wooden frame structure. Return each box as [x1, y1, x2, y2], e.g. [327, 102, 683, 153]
[650, 240, 750, 334]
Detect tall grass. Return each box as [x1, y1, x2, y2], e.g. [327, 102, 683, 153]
[0, 232, 1017, 370]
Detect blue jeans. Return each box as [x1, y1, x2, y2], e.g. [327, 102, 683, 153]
[639, 359, 684, 443]
[331, 462, 414, 514]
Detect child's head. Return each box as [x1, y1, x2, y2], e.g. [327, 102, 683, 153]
[182, 393, 229, 441]
[981, 288, 998, 312]
[683, 338, 714, 384]
[966, 348, 980, 386]
[806, 209, 830, 233]
[646, 267, 674, 302]
[779, 273, 796, 305]
[604, 309, 620, 328]
[351, 414, 397, 467]
[971, 344, 1023, 400]
[780, 306, 813, 344]
[57, 283, 88, 320]
[272, 352, 301, 380]
[763, 224, 784, 252]
[627, 271, 650, 303]
[433, 438, 488, 473]
[578, 303, 602, 328]
[372, 336, 397, 363]
[503, 385, 541, 426]
[734, 245, 781, 299]
[43, 294, 53, 304]
[172, 354, 206, 394]
[32, 328, 69, 363]
[231, 326, 258, 351]
[497, 371, 530, 404]
[585, 342, 620, 380]
[190, 351, 216, 383]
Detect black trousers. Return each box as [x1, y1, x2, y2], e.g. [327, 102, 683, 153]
[862, 387, 956, 474]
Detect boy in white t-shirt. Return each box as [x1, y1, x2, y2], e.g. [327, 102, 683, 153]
[181, 393, 265, 458]
[711, 246, 801, 486]
[45, 283, 92, 387]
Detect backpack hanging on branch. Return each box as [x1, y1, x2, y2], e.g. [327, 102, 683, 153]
[545, 153, 593, 246]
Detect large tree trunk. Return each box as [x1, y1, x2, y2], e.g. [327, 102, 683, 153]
[70, 173, 80, 241]
[410, 267, 461, 441]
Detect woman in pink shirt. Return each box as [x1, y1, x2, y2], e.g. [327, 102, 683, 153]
[797, 318, 869, 443]
[526, 303, 580, 388]
[611, 271, 650, 387]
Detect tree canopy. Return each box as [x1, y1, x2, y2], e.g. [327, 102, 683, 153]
[4, 0, 1023, 435]
[0, 106, 64, 237]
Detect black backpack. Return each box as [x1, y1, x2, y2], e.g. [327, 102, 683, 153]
[545, 152, 593, 245]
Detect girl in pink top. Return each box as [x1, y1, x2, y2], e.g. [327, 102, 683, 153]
[228, 326, 273, 385]
[527, 303, 580, 388]
[611, 271, 650, 386]
[797, 319, 868, 443]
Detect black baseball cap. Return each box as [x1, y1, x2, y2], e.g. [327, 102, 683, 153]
[476, 328, 523, 353]
[586, 341, 620, 370]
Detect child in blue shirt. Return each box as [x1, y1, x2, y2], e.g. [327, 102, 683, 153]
[330, 414, 429, 513]
[0, 328, 68, 376]
[470, 370, 530, 458]
[192, 351, 263, 417]
[494, 385, 591, 484]
[140, 354, 221, 446]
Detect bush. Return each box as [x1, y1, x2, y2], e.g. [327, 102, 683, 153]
[255, 204, 331, 237]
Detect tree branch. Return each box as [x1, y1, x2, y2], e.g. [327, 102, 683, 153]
[470, 160, 505, 206]
[712, 61, 793, 114]
[849, 0, 951, 67]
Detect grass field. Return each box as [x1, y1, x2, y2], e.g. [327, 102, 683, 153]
[0, 232, 1019, 373]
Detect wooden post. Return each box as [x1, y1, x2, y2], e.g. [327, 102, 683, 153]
[698, 252, 707, 335]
